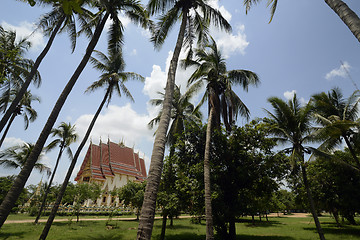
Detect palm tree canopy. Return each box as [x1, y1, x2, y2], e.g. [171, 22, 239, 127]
[0, 142, 51, 176]
[311, 88, 360, 153]
[244, 0, 278, 23]
[185, 38, 259, 130]
[86, 49, 144, 105]
[0, 26, 41, 112]
[148, 0, 232, 49]
[264, 94, 316, 166]
[46, 122, 78, 159]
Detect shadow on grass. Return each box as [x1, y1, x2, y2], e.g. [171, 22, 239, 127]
[153, 224, 196, 230]
[153, 232, 205, 240]
[71, 233, 124, 240]
[235, 235, 295, 240]
[0, 231, 27, 240]
[237, 219, 283, 228]
[303, 224, 360, 237]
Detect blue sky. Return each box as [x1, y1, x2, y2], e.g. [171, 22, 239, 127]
[1, 0, 360, 186]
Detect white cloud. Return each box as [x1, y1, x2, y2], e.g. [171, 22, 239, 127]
[325, 61, 351, 80]
[213, 24, 249, 58]
[74, 104, 153, 144]
[284, 90, 296, 100]
[208, 0, 232, 22]
[1, 21, 45, 51]
[283, 90, 307, 105]
[130, 49, 137, 56]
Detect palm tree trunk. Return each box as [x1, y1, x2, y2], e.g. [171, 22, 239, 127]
[160, 213, 167, 240]
[39, 80, 111, 239]
[0, 113, 16, 148]
[0, 13, 108, 229]
[0, 15, 65, 134]
[301, 164, 326, 240]
[136, 10, 188, 240]
[324, 0, 360, 43]
[34, 147, 64, 224]
[204, 107, 214, 240]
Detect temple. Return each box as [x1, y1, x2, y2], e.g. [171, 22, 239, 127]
[75, 140, 147, 206]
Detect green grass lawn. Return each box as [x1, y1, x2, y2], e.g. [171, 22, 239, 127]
[1, 215, 360, 240]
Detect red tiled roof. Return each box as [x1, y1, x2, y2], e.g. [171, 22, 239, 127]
[75, 141, 147, 182]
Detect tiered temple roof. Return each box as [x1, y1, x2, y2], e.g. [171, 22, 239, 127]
[75, 140, 147, 182]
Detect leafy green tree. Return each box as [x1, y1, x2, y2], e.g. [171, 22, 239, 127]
[265, 94, 326, 240]
[35, 122, 77, 223]
[184, 38, 259, 238]
[138, 1, 231, 238]
[312, 88, 360, 169]
[0, 90, 40, 148]
[72, 182, 101, 222]
[118, 181, 146, 220]
[307, 150, 360, 225]
[0, 142, 50, 176]
[244, 0, 360, 43]
[0, 175, 28, 213]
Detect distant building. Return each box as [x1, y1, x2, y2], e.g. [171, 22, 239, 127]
[75, 140, 147, 206]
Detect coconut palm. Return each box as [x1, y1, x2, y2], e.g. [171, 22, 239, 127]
[138, 1, 231, 238]
[184, 38, 259, 239]
[0, 90, 40, 148]
[0, 26, 41, 112]
[0, 142, 50, 176]
[148, 84, 201, 240]
[34, 122, 77, 224]
[0, 0, 89, 133]
[39, 48, 144, 239]
[312, 88, 360, 169]
[244, 0, 360, 43]
[264, 94, 326, 240]
[0, 0, 148, 229]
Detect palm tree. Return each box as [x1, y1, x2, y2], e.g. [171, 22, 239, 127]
[148, 84, 201, 240]
[244, 0, 360, 43]
[39, 48, 144, 239]
[185, 38, 259, 239]
[264, 94, 326, 240]
[0, 90, 40, 148]
[0, 26, 41, 111]
[0, 0, 148, 229]
[0, 142, 50, 176]
[34, 122, 77, 224]
[312, 88, 360, 169]
[138, 2, 231, 238]
[0, 0, 88, 133]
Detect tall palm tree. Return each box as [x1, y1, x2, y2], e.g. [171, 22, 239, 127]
[0, 0, 88, 133]
[0, 142, 50, 176]
[312, 88, 360, 169]
[244, 0, 360, 43]
[34, 122, 77, 224]
[185, 38, 259, 239]
[0, 26, 41, 112]
[264, 94, 326, 240]
[148, 84, 201, 240]
[0, 0, 148, 229]
[39, 48, 144, 239]
[138, 2, 231, 239]
[0, 90, 40, 148]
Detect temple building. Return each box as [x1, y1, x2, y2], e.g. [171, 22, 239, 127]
[75, 140, 147, 206]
